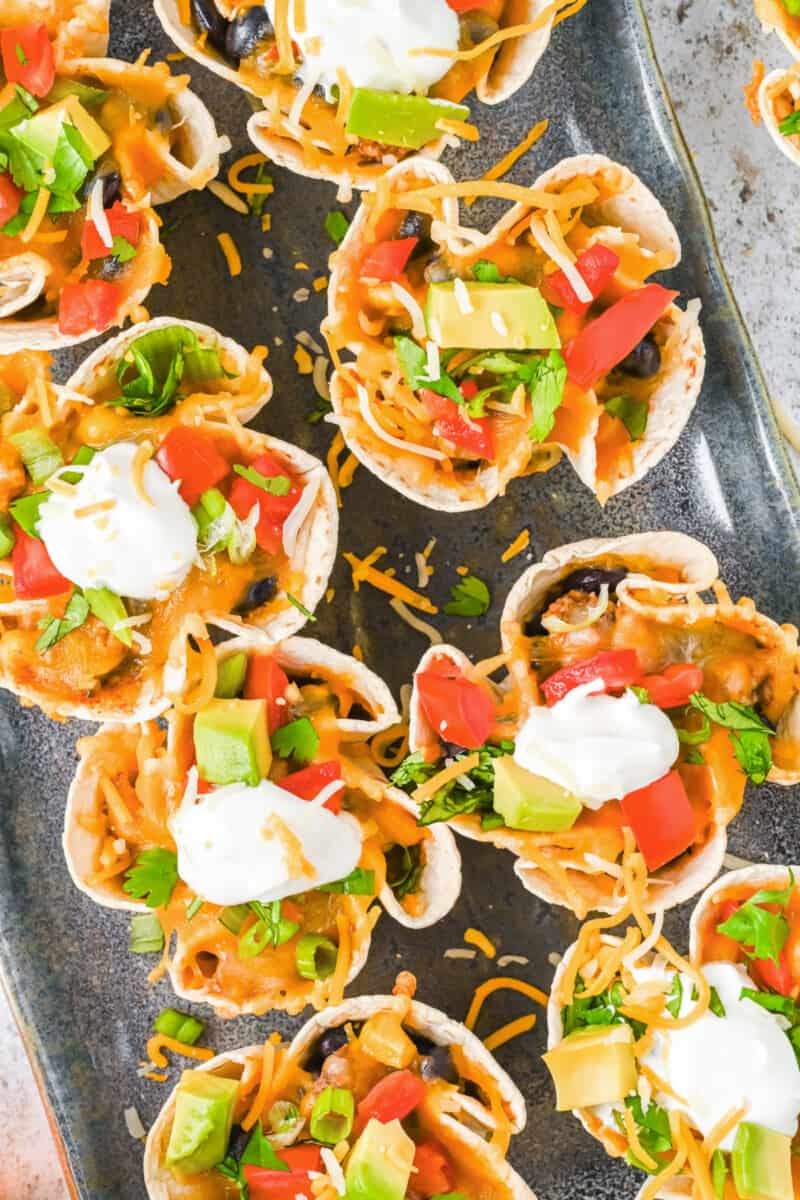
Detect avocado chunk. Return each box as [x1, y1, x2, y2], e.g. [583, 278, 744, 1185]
[345, 1117, 416, 1200]
[84, 587, 132, 647]
[346, 88, 469, 151]
[193, 698, 271, 787]
[13, 95, 109, 163]
[493, 756, 581, 832]
[214, 651, 248, 699]
[542, 1025, 637, 1111]
[165, 1069, 238, 1177]
[425, 281, 561, 351]
[358, 1012, 417, 1069]
[732, 1122, 793, 1200]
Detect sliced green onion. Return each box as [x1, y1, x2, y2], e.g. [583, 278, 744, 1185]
[153, 1007, 205, 1046]
[9, 428, 63, 486]
[62, 443, 96, 484]
[85, 587, 132, 647]
[296, 934, 338, 981]
[186, 896, 204, 921]
[310, 1087, 354, 1144]
[214, 651, 248, 699]
[218, 903, 250, 935]
[267, 1100, 301, 1138]
[9, 490, 49, 538]
[192, 486, 227, 542]
[238, 914, 300, 960]
[0, 513, 15, 558]
[129, 912, 164, 954]
[318, 868, 375, 896]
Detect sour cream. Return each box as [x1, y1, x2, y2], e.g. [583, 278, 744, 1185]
[38, 443, 197, 602]
[639, 962, 800, 1149]
[169, 777, 363, 907]
[267, 0, 460, 100]
[513, 682, 679, 809]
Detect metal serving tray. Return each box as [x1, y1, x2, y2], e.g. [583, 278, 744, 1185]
[0, 1, 798, 1196]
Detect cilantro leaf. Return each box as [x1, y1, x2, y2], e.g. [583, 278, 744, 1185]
[111, 325, 227, 418]
[562, 975, 646, 1039]
[325, 209, 350, 245]
[35, 591, 89, 654]
[677, 715, 711, 746]
[528, 350, 567, 443]
[740, 987, 800, 1023]
[604, 394, 649, 442]
[216, 1157, 247, 1198]
[394, 335, 462, 406]
[418, 740, 514, 827]
[716, 872, 794, 965]
[390, 750, 438, 790]
[123, 848, 179, 909]
[689, 693, 774, 784]
[665, 974, 683, 1018]
[708, 986, 726, 1018]
[685, 748, 705, 765]
[50, 122, 93, 198]
[444, 573, 490, 618]
[241, 1120, 288, 1169]
[385, 844, 423, 900]
[110, 235, 137, 264]
[780, 110, 800, 137]
[318, 868, 376, 895]
[308, 393, 333, 423]
[617, 1095, 672, 1170]
[271, 716, 319, 764]
[233, 464, 291, 495]
[246, 162, 272, 218]
[472, 259, 516, 284]
[630, 685, 651, 705]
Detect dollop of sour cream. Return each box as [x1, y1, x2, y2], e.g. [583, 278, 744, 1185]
[513, 681, 679, 809]
[639, 962, 800, 1149]
[267, 0, 460, 99]
[169, 777, 363, 907]
[38, 443, 197, 602]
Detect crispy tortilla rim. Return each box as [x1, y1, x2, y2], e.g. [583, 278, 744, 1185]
[323, 155, 703, 512]
[144, 993, 534, 1200]
[63, 634, 461, 1016]
[407, 532, 800, 918]
[759, 64, 800, 170]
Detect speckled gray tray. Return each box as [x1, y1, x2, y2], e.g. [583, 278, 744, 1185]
[0, 1, 799, 1197]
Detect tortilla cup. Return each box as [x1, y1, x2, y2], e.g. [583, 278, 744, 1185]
[143, 992, 534, 1200]
[689, 861, 798, 963]
[754, 0, 800, 58]
[4, 0, 110, 59]
[325, 154, 704, 511]
[759, 65, 800, 170]
[63, 632, 462, 1016]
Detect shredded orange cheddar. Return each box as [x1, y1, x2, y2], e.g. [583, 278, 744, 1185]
[21, 188, 50, 243]
[241, 1040, 276, 1132]
[344, 552, 438, 615]
[465, 977, 549, 1032]
[412, 0, 589, 62]
[294, 345, 314, 375]
[413, 755, 480, 804]
[228, 152, 273, 195]
[146, 1035, 215, 1069]
[313, 276, 328, 292]
[483, 1013, 537, 1052]
[501, 529, 530, 563]
[468, 121, 549, 209]
[464, 928, 497, 959]
[338, 454, 359, 489]
[327, 430, 345, 508]
[744, 59, 765, 125]
[217, 232, 242, 277]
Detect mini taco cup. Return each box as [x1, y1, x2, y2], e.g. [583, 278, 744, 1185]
[64, 632, 461, 1017]
[759, 64, 800, 170]
[324, 154, 704, 512]
[0, 334, 336, 721]
[404, 532, 800, 919]
[754, 0, 800, 58]
[144, 988, 533, 1199]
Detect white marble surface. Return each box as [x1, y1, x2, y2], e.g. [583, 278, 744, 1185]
[0, 0, 797, 1195]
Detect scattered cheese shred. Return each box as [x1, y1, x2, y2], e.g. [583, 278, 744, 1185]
[413, 754, 480, 804]
[464, 928, 497, 959]
[274, 0, 295, 73]
[294, 345, 314, 374]
[411, 0, 590, 62]
[146, 1035, 215, 1069]
[622, 1104, 659, 1171]
[744, 59, 765, 125]
[217, 231, 242, 277]
[501, 529, 530, 562]
[389, 597, 442, 646]
[207, 179, 249, 214]
[468, 120, 549, 208]
[241, 1040, 276, 1132]
[131, 441, 154, 506]
[483, 1012, 537, 1052]
[435, 117, 480, 142]
[344, 551, 439, 615]
[394, 180, 598, 216]
[465, 977, 549, 1031]
[327, 429, 345, 507]
[20, 188, 51, 243]
[338, 453, 359, 489]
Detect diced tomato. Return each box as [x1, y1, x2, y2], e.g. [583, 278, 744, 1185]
[155, 426, 230, 508]
[196, 777, 214, 794]
[420, 387, 495, 460]
[563, 284, 678, 391]
[416, 669, 494, 749]
[640, 663, 704, 710]
[542, 649, 642, 706]
[447, 0, 488, 8]
[0, 174, 22, 226]
[229, 453, 301, 555]
[81, 202, 141, 260]
[281, 761, 342, 813]
[1, 25, 55, 97]
[620, 770, 695, 871]
[413, 1141, 453, 1197]
[541, 244, 621, 315]
[243, 1167, 311, 1200]
[11, 524, 70, 599]
[356, 1069, 427, 1132]
[361, 237, 418, 281]
[244, 655, 290, 733]
[717, 899, 793, 995]
[278, 1146, 324, 1173]
[58, 281, 121, 338]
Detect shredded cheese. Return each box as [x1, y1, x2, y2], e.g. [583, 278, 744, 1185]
[464, 928, 496, 959]
[411, 0, 590, 62]
[357, 384, 446, 461]
[435, 117, 480, 142]
[393, 179, 598, 215]
[483, 1013, 537, 1052]
[20, 188, 51, 243]
[207, 179, 249, 214]
[501, 529, 530, 562]
[88, 177, 113, 249]
[344, 551, 438, 614]
[622, 1104, 659, 1171]
[241, 1040, 276, 1132]
[529, 216, 592, 302]
[274, 0, 295, 73]
[131, 441, 154, 506]
[282, 470, 320, 557]
[744, 59, 766, 125]
[465, 977, 549, 1033]
[468, 120, 550, 206]
[389, 597, 442, 645]
[389, 282, 427, 341]
[413, 754, 480, 804]
[217, 231, 242, 277]
[146, 1035, 214, 1068]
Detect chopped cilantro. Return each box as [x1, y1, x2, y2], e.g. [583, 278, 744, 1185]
[325, 210, 350, 245]
[394, 334, 462, 406]
[708, 986, 726, 1018]
[233, 464, 291, 495]
[271, 716, 319, 764]
[15, 43, 27, 65]
[35, 591, 89, 654]
[319, 868, 376, 895]
[444, 573, 490, 618]
[472, 259, 513, 283]
[385, 844, 423, 900]
[528, 350, 568, 442]
[417, 741, 514, 827]
[716, 872, 795, 965]
[689, 693, 774, 784]
[562, 975, 645, 1039]
[604, 394, 649, 441]
[123, 848, 179, 909]
[390, 750, 438, 790]
[110, 235, 137, 264]
[615, 1095, 672, 1172]
[665, 974, 683, 1018]
[247, 162, 273, 218]
[308, 393, 333, 423]
[630, 685, 651, 705]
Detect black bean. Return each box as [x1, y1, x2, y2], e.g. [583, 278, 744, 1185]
[88, 254, 127, 281]
[557, 567, 628, 596]
[191, 0, 230, 56]
[237, 576, 278, 613]
[617, 334, 661, 379]
[225, 5, 273, 61]
[419, 1046, 459, 1084]
[305, 1026, 350, 1072]
[154, 106, 174, 134]
[397, 211, 434, 260]
[226, 1125, 250, 1161]
[81, 167, 121, 207]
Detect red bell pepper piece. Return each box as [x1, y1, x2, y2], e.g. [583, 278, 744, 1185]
[416, 669, 494, 750]
[244, 654, 290, 732]
[420, 385, 495, 460]
[447, 0, 489, 8]
[1, 25, 55, 97]
[356, 1069, 427, 1132]
[717, 899, 793, 996]
[12, 524, 70, 599]
[542, 649, 642, 707]
[413, 1141, 454, 1197]
[541, 244, 620, 315]
[243, 1167, 311, 1200]
[281, 760, 343, 813]
[81, 202, 141, 260]
[620, 770, 695, 871]
[58, 281, 121, 337]
[229, 453, 301, 555]
[278, 1146, 324, 1173]
[639, 663, 704, 710]
[563, 283, 678, 391]
[0, 174, 23, 226]
[155, 426, 230, 508]
[361, 237, 418, 281]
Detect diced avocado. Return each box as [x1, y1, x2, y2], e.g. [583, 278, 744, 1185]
[358, 1012, 417, 1069]
[214, 652, 248, 699]
[542, 1025, 637, 1111]
[45, 78, 109, 108]
[732, 1122, 793, 1200]
[63, 443, 96, 485]
[84, 587, 132, 647]
[345, 1118, 415, 1200]
[193, 698, 271, 787]
[492, 756, 581, 833]
[346, 88, 469, 151]
[425, 282, 561, 351]
[8, 427, 63, 486]
[165, 1069, 238, 1177]
[13, 95, 109, 163]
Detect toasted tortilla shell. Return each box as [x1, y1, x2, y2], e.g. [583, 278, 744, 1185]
[754, 0, 800, 58]
[144, 995, 534, 1200]
[65, 316, 272, 424]
[326, 155, 702, 510]
[759, 66, 800, 170]
[3, 0, 110, 59]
